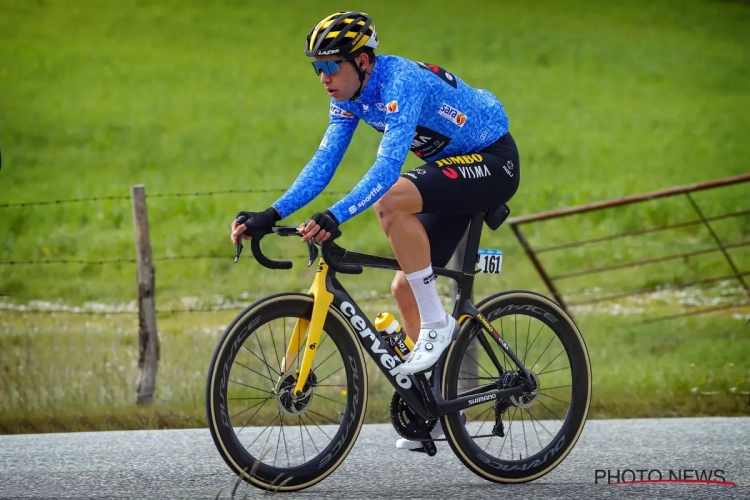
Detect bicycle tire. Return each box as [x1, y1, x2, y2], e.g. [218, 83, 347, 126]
[441, 290, 592, 483]
[206, 293, 369, 491]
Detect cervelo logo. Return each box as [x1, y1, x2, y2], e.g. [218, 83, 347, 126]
[330, 104, 355, 118]
[438, 103, 467, 127]
[318, 49, 340, 55]
[348, 183, 383, 214]
[386, 101, 399, 113]
[340, 301, 412, 389]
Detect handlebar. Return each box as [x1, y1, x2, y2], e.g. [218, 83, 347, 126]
[234, 217, 363, 275]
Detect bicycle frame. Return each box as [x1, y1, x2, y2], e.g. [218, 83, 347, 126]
[286, 211, 535, 422]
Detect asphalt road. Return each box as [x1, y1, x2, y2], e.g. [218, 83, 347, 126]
[0, 417, 748, 499]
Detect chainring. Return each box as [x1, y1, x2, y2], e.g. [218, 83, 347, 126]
[389, 391, 437, 440]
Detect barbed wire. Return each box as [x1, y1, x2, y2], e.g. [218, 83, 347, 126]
[3, 187, 747, 209]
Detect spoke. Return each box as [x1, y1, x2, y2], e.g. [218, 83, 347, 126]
[533, 397, 566, 422]
[498, 406, 518, 458]
[522, 315, 531, 365]
[245, 411, 281, 451]
[538, 365, 570, 376]
[509, 407, 516, 460]
[257, 326, 279, 381]
[314, 384, 347, 387]
[269, 321, 282, 374]
[313, 393, 346, 406]
[465, 351, 495, 379]
[299, 416, 306, 464]
[230, 395, 274, 421]
[312, 349, 339, 373]
[228, 397, 274, 401]
[317, 365, 345, 385]
[514, 315, 518, 365]
[521, 407, 529, 459]
[540, 384, 572, 391]
[273, 413, 284, 467]
[235, 396, 274, 437]
[523, 321, 546, 365]
[538, 391, 572, 407]
[307, 408, 342, 426]
[537, 348, 567, 377]
[525, 409, 557, 438]
[241, 345, 280, 380]
[281, 413, 291, 468]
[528, 409, 544, 450]
[529, 334, 557, 374]
[303, 413, 332, 441]
[229, 378, 273, 395]
[301, 415, 321, 453]
[472, 407, 494, 442]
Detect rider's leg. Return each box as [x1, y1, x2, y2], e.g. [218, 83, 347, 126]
[374, 179, 458, 374]
[390, 214, 472, 344]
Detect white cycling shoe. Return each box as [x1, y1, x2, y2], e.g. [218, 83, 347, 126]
[397, 314, 457, 375]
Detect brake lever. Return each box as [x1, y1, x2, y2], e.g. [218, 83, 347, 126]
[307, 240, 319, 267]
[234, 240, 243, 263]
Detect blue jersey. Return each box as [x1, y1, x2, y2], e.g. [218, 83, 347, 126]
[272, 54, 510, 225]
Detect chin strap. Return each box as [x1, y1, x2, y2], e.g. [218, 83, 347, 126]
[349, 61, 372, 102]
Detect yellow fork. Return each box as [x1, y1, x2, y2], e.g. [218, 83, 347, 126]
[282, 260, 333, 397]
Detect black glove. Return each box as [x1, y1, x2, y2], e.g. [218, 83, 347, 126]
[236, 207, 281, 235]
[310, 210, 341, 239]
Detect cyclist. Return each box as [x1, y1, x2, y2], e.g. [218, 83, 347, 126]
[231, 11, 519, 389]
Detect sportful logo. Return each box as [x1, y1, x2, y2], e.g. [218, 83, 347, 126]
[330, 104, 355, 118]
[348, 183, 384, 214]
[386, 101, 399, 113]
[438, 103, 467, 127]
[503, 160, 514, 177]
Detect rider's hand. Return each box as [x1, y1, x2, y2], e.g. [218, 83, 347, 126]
[299, 210, 340, 244]
[231, 207, 281, 244]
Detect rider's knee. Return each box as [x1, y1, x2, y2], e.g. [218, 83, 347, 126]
[391, 272, 415, 305]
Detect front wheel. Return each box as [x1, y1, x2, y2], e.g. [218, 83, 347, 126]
[441, 290, 592, 483]
[206, 293, 369, 492]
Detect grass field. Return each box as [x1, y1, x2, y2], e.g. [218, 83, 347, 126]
[0, 0, 748, 432]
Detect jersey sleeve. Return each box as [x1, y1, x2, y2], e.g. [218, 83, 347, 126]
[327, 71, 427, 224]
[271, 106, 359, 219]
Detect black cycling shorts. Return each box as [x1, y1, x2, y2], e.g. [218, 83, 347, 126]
[400, 131, 520, 268]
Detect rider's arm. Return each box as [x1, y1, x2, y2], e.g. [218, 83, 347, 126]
[271, 109, 359, 219]
[327, 76, 427, 225]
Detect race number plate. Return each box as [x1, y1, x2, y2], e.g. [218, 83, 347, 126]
[477, 249, 503, 274]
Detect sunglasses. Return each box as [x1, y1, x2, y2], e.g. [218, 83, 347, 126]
[311, 56, 354, 76]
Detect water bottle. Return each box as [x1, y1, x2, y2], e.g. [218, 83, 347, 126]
[375, 312, 414, 360]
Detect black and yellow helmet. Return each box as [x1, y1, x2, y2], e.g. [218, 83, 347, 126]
[305, 11, 379, 57]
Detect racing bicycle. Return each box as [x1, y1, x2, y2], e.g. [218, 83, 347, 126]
[205, 204, 592, 492]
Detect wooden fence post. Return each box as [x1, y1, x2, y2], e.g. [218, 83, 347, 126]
[131, 185, 160, 405]
[449, 228, 478, 392]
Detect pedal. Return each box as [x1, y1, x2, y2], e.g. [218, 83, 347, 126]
[420, 440, 437, 456]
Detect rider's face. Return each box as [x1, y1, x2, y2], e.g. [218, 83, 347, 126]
[314, 54, 367, 102]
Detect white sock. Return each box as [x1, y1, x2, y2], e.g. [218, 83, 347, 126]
[405, 266, 447, 327]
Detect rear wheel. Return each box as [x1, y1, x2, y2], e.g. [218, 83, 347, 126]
[206, 293, 368, 492]
[441, 290, 592, 483]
